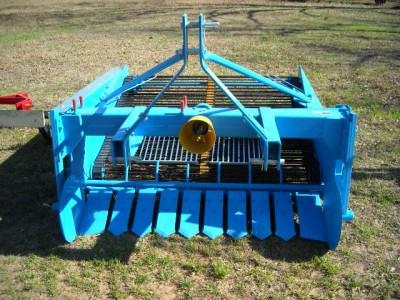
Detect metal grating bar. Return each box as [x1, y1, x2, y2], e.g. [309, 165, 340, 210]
[116, 75, 298, 108]
[133, 136, 199, 164]
[209, 137, 264, 165]
[130, 136, 270, 165]
[93, 138, 320, 184]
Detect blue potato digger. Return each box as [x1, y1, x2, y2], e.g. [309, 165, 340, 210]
[50, 14, 357, 249]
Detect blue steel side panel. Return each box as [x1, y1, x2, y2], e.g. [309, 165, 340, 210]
[49, 110, 63, 199]
[108, 188, 135, 236]
[58, 177, 85, 243]
[57, 65, 129, 111]
[50, 111, 83, 199]
[131, 188, 157, 237]
[314, 140, 343, 249]
[83, 66, 129, 180]
[155, 189, 179, 237]
[312, 105, 357, 249]
[336, 105, 357, 217]
[250, 191, 272, 240]
[179, 190, 201, 238]
[203, 190, 224, 239]
[273, 192, 296, 241]
[226, 191, 247, 239]
[50, 66, 128, 201]
[296, 193, 327, 242]
[78, 189, 113, 235]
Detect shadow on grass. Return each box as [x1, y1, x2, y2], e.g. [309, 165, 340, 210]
[52, 233, 139, 263]
[2, 3, 398, 36]
[4, 134, 396, 263]
[0, 134, 139, 263]
[0, 134, 59, 255]
[353, 167, 400, 185]
[248, 237, 329, 262]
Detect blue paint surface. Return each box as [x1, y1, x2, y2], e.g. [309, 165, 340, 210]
[131, 188, 157, 237]
[108, 188, 135, 236]
[226, 191, 247, 239]
[179, 190, 201, 238]
[78, 189, 113, 235]
[296, 193, 327, 242]
[273, 192, 296, 241]
[251, 191, 271, 240]
[155, 189, 179, 237]
[203, 190, 224, 239]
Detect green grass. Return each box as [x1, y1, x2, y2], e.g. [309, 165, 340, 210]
[210, 259, 231, 280]
[0, 31, 43, 44]
[0, 0, 399, 299]
[311, 256, 340, 276]
[0, 28, 81, 46]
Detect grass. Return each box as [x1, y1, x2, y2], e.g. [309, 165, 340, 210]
[0, 0, 400, 299]
[210, 259, 231, 280]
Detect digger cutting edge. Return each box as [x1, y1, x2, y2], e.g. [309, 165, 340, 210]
[50, 14, 357, 249]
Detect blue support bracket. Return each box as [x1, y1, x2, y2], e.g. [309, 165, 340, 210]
[105, 14, 190, 168]
[102, 53, 183, 106]
[112, 107, 141, 159]
[197, 18, 271, 168]
[100, 13, 323, 171]
[205, 52, 310, 104]
[258, 107, 281, 164]
[298, 66, 322, 108]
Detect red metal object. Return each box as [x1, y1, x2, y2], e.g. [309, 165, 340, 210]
[79, 96, 84, 107]
[180, 95, 188, 113]
[72, 99, 77, 110]
[183, 95, 188, 107]
[0, 92, 32, 110]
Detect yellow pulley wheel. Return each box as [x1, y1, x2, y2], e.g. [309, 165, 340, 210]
[179, 115, 216, 154]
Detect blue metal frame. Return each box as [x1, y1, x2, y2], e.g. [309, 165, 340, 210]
[111, 14, 190, 177]
[50, 14, 357, 249]
[103, 14, 317, 170]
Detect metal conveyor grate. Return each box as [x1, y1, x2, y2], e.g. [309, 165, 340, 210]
[132, 136, 264, 165]
[210, 137, 263, 165]
[133, 136, 199, 164]
[116, 75, 299, 108]
[92, 137, 320, 184]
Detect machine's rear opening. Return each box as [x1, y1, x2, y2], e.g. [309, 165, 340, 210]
[92, 75, 320, 184]
[93, 137, 320, 184]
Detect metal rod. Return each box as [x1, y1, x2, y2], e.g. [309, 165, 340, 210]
[86, 180, 325, 192]
[102, 54, 183, 104]
[205, 53, 310, 103]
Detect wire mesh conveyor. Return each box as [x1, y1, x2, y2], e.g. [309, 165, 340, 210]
[93, 136, 320, 184]
[116, 75, 300, 108]
[92, 75, 319, 184]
